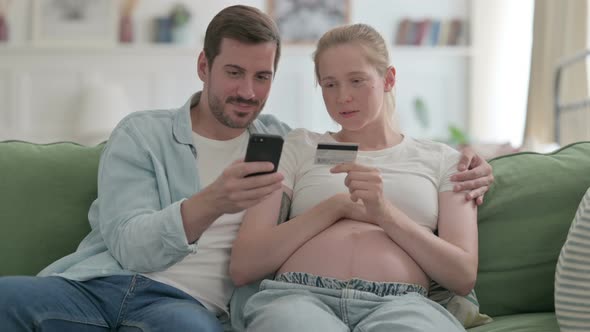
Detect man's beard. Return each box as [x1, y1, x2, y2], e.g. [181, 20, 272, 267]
[208, 91, 264, 129]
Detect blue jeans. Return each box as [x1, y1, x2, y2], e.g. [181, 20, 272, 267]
[0, 274, 224, 331]
[243, 272, 465, 332]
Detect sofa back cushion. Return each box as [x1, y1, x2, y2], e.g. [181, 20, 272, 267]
[476, 141, 590, 317]
[0, 141, 103, 276]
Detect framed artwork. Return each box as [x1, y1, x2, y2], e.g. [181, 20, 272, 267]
[268, 0, 350, 44]
[31, 0, 117, 47]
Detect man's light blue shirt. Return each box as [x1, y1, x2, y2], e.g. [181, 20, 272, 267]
[38, 92, 291, 282]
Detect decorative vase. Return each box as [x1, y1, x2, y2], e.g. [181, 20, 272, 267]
[171, 24, 191, 45]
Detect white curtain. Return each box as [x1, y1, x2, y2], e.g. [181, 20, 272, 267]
[524, 0, 589, 147]
[469, 0, 533, 147]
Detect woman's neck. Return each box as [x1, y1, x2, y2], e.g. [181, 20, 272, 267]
[333, 121, 403, 151]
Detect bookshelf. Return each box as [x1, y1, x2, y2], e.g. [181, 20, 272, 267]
[0, 44, 199, 56]
[394, 18, 467, 47]
[351, 0, 474, 140]
[391, 46, 473, 57]
[0, 0, 477, 144]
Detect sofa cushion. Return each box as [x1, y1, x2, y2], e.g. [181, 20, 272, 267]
[555, 187, 590, 331]
[0, 141, 104, 276]
[467, 313, 559, 332]
[429, 281, 492, 328]
[476, 142, 590, 317]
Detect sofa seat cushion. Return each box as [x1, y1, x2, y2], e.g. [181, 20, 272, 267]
[467, 313, 559, 332]
[0, 141, 104, 276]
[476, 142, 590, 317]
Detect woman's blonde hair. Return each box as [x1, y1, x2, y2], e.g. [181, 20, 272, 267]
[313, 24, 396, 125]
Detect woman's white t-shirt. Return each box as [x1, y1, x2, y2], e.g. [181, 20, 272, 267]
[279, 129, 461, 231]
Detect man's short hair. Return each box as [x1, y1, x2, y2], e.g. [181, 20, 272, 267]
[204, 5, 282, 74]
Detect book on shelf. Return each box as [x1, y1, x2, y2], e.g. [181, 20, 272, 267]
[394, 18, 467, 47]
[394, 18, 410, 45]
[447, 19, 463, 46]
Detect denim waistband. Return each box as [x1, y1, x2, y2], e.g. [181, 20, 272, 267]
[274, 272, 428, 297]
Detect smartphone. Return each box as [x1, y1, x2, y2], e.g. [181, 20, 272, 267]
[244, 133, 284, 177]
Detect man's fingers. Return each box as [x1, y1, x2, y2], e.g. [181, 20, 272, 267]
[451, 169, 474, 182]
[453, 176, 493, 191]
[458, 149, 475, 172]
[239, 172, 284, 190]
[476, 196, 484, 206]
[231, 161, 276, 178]
[221, 169, 283, 195]
[451, 166, 491, 182]
[465, 186, 489, 201]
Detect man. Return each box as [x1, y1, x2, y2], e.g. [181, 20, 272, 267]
[0, 5, 493, 331]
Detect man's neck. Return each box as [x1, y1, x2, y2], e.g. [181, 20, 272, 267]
[190, 94, 248, 141]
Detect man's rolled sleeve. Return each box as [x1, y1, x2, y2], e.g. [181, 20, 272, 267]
[97, 122, 195, 273]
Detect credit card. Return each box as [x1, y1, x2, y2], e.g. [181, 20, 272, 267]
[314, 142, 359, 165]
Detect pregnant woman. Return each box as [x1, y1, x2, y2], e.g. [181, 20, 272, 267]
[230, 23, 478, 332]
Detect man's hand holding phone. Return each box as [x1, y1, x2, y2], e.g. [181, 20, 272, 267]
[194, 133, 284, 216]
[206, 160, 284, 214]
[207, 133, 284, 214]
[181, 159, 283, 243]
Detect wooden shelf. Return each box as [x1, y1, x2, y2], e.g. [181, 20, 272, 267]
[391, 46, 473, 57]
[0, 43, 324, 57]
[0, 44, 475, 58]
[0, 44, 199, 56]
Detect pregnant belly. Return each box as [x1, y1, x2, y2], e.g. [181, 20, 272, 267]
[277, 219, 431, 290]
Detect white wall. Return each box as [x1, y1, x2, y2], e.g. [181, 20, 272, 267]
[0, 0, 505, 145]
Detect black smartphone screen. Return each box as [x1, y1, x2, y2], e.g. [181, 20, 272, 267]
[244, 134, 284, 177]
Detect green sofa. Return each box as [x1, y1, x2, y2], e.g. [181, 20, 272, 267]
[2, 140, 590, 332]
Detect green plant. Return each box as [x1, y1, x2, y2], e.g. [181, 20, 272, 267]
[170, 4, 191, 27]
[413, 97, 429, 129]
[448, 125, 469, 145]
[412, 96, 469, 145]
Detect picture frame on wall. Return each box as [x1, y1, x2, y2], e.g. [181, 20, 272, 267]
[31, 0, 117, 47]
[268, 0, 350, 44]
